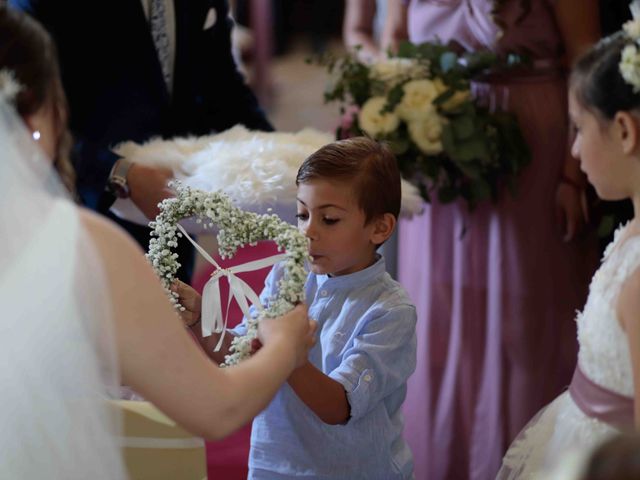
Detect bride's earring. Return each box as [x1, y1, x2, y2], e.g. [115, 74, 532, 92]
[32, 130, 41, 141]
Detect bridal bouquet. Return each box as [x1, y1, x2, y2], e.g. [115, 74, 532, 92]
[318, 42, 531, 209]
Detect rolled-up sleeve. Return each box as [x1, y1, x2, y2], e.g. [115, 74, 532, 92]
[329, 304, 417, 421]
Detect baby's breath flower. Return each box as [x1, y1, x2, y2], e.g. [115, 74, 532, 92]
[147, 181, 309, 365]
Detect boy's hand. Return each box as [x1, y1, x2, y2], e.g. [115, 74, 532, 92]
[170, 280, 202, 327]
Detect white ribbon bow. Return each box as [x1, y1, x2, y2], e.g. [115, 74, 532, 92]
[177, 225, 286, 351]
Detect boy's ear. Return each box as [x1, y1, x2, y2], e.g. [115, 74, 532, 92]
[370, 213, 396, 245]
[613, 111, 640, 155]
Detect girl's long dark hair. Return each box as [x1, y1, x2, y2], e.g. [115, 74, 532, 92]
[571, 33, 640, 119]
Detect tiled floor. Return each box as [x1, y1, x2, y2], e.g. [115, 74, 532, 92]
[265, 38, 343, 134]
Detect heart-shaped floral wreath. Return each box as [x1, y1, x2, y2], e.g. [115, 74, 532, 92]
[147, 181, 309, 365]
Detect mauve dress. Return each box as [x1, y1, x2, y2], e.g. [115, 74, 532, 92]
[397, 1, 598, 479]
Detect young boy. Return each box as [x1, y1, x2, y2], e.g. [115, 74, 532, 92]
[181, 137, 417, 479]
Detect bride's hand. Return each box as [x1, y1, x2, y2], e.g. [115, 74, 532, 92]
[258, 304, 317, 368]
[171, 280, 202, 328]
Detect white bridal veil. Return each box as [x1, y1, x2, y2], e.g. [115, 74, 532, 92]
[0, 98, 126, 478]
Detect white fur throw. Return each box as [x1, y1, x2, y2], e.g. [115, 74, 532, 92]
[110, 125, 423, 229]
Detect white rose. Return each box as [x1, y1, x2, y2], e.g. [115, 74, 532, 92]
[358, 97, 400, 136]
[624, 19, 640, 39]
[408, 114, 444, 155]
[397, 79, 439, 122]
[433, 78, 448, 95]
[443, 90, 472, 111]
[370, 58, 429, 85]
[620, 44, 640, 93]
[433, 78, 471, 111]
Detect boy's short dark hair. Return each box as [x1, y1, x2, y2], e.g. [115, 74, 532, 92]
[295, 137, 401, 223]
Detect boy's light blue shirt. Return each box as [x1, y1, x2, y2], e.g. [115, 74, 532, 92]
[231, 256, 417, 480]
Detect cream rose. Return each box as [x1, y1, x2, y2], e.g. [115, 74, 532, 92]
[408, 114, 444, 155]
[433, 78, 471, 111]
[358, 97, 400, 136]
[370, 58, 429, 85]
[624, 19, 640, 39]
[396, 79, 439, 122]
[620, 44, 640, 93]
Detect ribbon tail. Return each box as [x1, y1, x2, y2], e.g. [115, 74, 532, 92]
[228, 274, 254, 320]
[201, 276, 223, 338]
[235, 275, 265, 314]
[213, 281, 236, 352]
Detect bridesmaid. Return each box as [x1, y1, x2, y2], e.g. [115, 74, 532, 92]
[383, 1, 600, 479]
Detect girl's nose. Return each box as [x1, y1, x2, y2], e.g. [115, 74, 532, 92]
[571, 137, 580, 159]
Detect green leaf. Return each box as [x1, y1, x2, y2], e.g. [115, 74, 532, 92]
[433, 89, 455, 107]
[452, 115, 476, 140]
[437, 185, 458, 203]
[597, 215, 617, 239]
[385, 84, 405, 112]
[451, 138, 490, 163]
[441, 124, 456, 153]
[421, 155, 440, 178]
[389, 137, 411, 155]
[469, 178, 492, 202]
[397, 41, 419, 58]
[458, 164, 482, 179]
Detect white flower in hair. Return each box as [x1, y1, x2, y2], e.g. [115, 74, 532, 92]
[619, 1, 640, 93]
[620, 44, 640, 93]
[0, 69, 22, 104]
[623, 19, 640, 39]
[631, 0, 640, 23]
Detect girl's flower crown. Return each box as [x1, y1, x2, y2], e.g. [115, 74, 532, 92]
[620, 2, 640, 92]
[0, 69, 22, 105]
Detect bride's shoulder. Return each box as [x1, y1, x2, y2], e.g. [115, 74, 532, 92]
[79, 209, 142, 249]
[78, 208, 146, 266]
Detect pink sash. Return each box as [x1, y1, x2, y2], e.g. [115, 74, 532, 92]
[569, 365, 634, 429]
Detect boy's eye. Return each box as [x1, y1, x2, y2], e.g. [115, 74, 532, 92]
[323, 217, 339, 225]
[295, 213, 308, 221]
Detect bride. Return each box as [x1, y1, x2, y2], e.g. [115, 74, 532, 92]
[0, 6, 315, 478]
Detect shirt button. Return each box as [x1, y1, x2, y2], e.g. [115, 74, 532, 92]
[320, 290, 328, 297]
[363, 374, 372, 382]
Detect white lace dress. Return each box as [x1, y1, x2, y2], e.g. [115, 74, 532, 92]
[497, 225, 640, 479]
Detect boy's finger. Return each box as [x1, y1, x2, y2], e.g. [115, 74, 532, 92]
[171, 280, 186, 293]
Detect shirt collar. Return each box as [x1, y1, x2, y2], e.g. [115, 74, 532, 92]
[314, 254, 386, 290]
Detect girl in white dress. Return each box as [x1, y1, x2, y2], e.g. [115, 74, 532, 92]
[498, 14, 640, 480]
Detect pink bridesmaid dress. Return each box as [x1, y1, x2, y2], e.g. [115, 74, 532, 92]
[398, 1, 598, 479]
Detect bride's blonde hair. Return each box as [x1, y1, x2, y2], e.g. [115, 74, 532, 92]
[0, 6, 76, 195]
